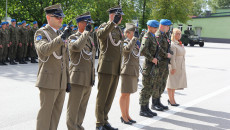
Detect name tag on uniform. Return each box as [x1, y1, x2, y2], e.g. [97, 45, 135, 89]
[36, 35, 42, 41]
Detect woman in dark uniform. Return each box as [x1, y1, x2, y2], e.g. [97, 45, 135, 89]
[119, 23, 139, 125]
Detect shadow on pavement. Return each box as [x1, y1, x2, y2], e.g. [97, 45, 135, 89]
[160, 118, 225, 130]
[133, 123, 171, 130]
[160, 107, 230, 130]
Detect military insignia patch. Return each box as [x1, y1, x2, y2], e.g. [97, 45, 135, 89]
[36, 35, 42, 41]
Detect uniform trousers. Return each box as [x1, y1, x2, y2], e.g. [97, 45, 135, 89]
[95, 73, 119, 127]
[152, 62, 169, 99]
[36, 88, 66, 130]
[67, 84, 92, 130]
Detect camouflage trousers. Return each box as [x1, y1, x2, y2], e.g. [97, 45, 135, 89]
[17, 43, 24, 59]
[152, 62, 169, 99]
[139, 68, 159, 105]
[30, 44, 37, 58]
[9, 42, 18, 60]
[0, 47, 3, 61]
[3, 44, 8, 61]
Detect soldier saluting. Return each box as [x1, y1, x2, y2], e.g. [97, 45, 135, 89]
[95, 5, 124, 130]
[66, 12, 96, 130]
[34, 4, 72, 130]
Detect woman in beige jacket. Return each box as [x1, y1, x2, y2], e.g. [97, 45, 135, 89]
[167, 28, 187, 106]
[119, 23, 139, 125]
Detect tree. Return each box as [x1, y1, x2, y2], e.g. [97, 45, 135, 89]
[0, 0, 137, 28]
[192, 0, 208, 16]
[149, 0, 193, 24]
[208, 0, 230, 12]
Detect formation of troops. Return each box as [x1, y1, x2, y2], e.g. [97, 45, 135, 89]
[0, 3, 177, 130]
[0, 20, 39, 65]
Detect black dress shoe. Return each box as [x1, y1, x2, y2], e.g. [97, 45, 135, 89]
[158, 98, 169, 110]
[104, 123, 118, 130]
[96, 126, 106, 130]
[120, 117, 132, 125]
[128, 119, 136, 123]
[168, 100, 179, 106]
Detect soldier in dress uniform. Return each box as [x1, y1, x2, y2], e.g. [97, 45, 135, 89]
[119, 23, 139, 125]
[18, 20, 28, 64]
[0, 22, 9, 65]
[139, 20, 160, 118]
[66, 12, 96, 130]
[34, 4, 72, 130]
[151, 19, 172, 111]
[9, 19, 19, 65]
[95, 5, 124, 130]
[30, 21, 38, 63]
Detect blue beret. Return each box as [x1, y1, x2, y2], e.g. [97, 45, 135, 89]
[146, 20, 159, 28]
[1, 22, 6, 25]
[41, 24, 46, 27]
[6, 22, 9, 24]
[21, 20, 26, 24]
[62, 24, 67, 27]
[18, 22, 22, 25]
[73, 27, 78, 31]
[94, 26, 98, 30]
[33, 21, 37, 24]
[0, 25, 2, 28]
[11, 19, 16, 22]
[70, 25, 74, 27]
[160, 19, 172, 26]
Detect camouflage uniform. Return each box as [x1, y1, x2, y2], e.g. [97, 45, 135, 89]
[18, 26, 28, 62]
[0, 28, 9, 62]
[152, 30, 170, 99]
[139, 32, 159, 105]
[9, 25, 19, 61]
[30, 27, 38, 60]
[0, 29, 3, 62]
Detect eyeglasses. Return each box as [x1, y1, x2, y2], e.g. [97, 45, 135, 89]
[51, 16, 63, 20]
[175, 33, 181, 35]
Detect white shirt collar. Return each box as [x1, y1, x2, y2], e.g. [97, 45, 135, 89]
[48, 24, 58, 33]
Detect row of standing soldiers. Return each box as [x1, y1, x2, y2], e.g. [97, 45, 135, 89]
[0, 20, 38, 65]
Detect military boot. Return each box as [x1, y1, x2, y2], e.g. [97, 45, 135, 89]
[0, 60, 5, 65]
[151, 99, 164, 111]
[140, 105, 154, 118]
[25, 57, 30, 61]
[22, 58, 28, 64]
[19, 58, 25, 64]
[10, 59, 16, 65]
[31, 58, 38, 63]
[2, 60, 8, 65]
[158, 98, 168, 110]
[146, 103, 157, 116]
